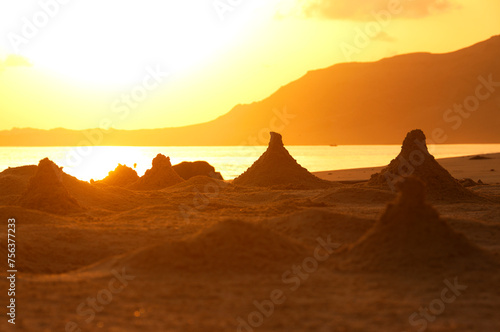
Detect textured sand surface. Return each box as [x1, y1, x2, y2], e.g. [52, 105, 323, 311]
[1, 161, 499, 331]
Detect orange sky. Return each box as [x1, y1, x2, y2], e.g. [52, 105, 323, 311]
[0, 0, 498, 130]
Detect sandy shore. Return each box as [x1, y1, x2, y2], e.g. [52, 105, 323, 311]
[1, 142, 499, 331]
[314, 153, 500, 183]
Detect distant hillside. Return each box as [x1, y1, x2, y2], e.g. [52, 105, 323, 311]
[1, 35, 499, 146]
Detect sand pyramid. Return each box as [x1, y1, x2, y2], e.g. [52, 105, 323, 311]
[17, 158, 82, 214]
[368, 129, 474, 199]
[233, 132, 329, 188]
[99, 164, 139, 187]
[342, 177, 490, 272]
[130, 154, 184, 190]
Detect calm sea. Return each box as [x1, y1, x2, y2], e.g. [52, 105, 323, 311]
[1, 145, 499, 182]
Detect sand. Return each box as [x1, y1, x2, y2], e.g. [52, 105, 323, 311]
[314, 153, 500, 184]
[233, 132, 330, 189]
[129, 154, 184, 190]
[16, 158, 82, 215]
[98, 164, 140, 187]
[1, 138, 499, 331]
[339, 177, 494, 272]
[172, 161, 224, 180]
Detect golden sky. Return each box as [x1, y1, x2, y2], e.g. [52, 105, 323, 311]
[0, 0, 498, 130]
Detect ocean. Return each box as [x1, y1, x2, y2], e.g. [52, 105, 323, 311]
[1, 144, 499, 182]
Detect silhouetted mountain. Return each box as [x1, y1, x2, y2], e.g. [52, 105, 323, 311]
[1, 36, 499, 146]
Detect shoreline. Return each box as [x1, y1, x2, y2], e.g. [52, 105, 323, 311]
[313, 153, 500, 184]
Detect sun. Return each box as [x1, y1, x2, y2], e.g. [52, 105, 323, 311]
[60, 146, 147, 182]
[6, 0, 275, 87]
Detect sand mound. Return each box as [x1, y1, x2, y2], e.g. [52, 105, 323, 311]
[368, 129, 476, 200]
[16, 158, 82, 214]
[173, 161, 224, 180]
[99, 164, 139, 187]
[313, 185, 396, 205]
[233, 132, 329, 188]
[0, 165, 37, 195]
[119, 219, 307, 275]
[341, 177, 492, 272]
[167, 175, 229, 193]
[269, 209, 373, 247]
[129, 154, 184, 190]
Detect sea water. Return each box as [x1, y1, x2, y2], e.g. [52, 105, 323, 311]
[0, 145, 499, 182]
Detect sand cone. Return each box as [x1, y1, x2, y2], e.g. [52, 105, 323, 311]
[342, 177, 489, 272]
[368, 129, 474, 199]
[233, 132, 328, 188]
[99, 164, 139, 187]
[130, 154, 184, 190]
[17, 158, 82, 214]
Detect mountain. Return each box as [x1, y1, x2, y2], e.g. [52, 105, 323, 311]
[1, 36, 499, 146]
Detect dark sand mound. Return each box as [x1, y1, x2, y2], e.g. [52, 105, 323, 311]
[167, 175, 229, 194]
[173, 161, 223, 180]
[99, 164, 139, 187]
[16, 158, 82, 214]
[0, 165, 37, 205]
[368, 129, 476, 200]
[233, 132, 329, 189]
[313, 185, 396, 205]
[118, 219, 307, 275]
[129, 154, 184, 190]
[341, 177, 493, 272]
[269, 209, 373, 247]
[0, 165, 37, 194]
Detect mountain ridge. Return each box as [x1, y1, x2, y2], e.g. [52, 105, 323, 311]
[1, 35, 499, 146]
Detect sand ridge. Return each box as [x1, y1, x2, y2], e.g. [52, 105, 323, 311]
[78, 219, 309, 276]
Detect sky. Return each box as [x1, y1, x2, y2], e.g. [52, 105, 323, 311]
[0, 0, 498, 131]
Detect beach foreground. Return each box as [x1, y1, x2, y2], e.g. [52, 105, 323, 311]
[0, 137, 499, 332]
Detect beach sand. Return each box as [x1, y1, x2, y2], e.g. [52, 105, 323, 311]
[314, 153, 500, 184]
[0, 138, 499, 332]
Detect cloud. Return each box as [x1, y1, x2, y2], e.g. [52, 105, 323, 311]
[298, 0, 458, 20]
